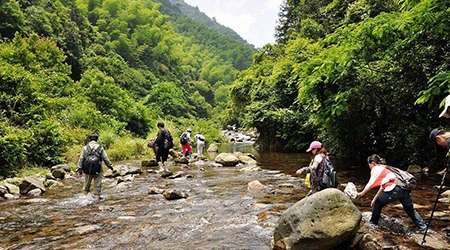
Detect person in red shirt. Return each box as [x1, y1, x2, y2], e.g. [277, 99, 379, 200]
[357, 154, 426, 231]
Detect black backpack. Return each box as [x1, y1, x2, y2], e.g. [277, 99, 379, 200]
[82, 146, 102, 175]
[384, 165, 418, 190]
[180, 132, 188, 145]
[164, 130, 174, 149]
[318, 158, 338, 189]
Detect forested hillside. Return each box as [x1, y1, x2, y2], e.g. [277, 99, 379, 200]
[0, 0, 254, 177]
[229, 0, 450, 168]
[164, 0, 251, 46]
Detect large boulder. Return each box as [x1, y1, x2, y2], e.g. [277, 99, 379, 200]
[3, 182, 20, 195]
[273, 188, 361, 250]
[215, 153, 239, 166]
[238, 155, 257, 165]
[51, 164, 71, 173]
[19, 177, 46, 194]
[51, 168, 66, 179]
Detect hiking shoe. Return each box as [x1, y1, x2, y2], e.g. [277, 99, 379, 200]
[416, 226, 429, 234]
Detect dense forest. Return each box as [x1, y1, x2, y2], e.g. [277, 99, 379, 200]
[230, 0, 450, 168]
[1, 0, 449, 178]
[0, 0, 254, 177]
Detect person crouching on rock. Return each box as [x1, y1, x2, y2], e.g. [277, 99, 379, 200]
[356, 154, 426, 232]
[296, 141, 328, 196]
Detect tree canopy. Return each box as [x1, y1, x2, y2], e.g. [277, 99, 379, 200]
[230, 0, 450, 168]
[0, 0, 254, 177]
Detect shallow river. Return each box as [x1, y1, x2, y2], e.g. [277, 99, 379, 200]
[1, 142, 450, 249]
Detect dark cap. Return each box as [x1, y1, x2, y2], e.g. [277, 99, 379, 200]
[429, 128, 444, 143]
[88, 133, 99, 141]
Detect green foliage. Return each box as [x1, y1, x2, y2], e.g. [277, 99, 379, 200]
[0, 0, 245, 177]
[106, 136, 149, 161]
[231, 0, 450, 168]
[144, 81, 188, 117]
[25, 119, 73, 167]
[0, 0, 25, 39]
[0, 123, 27, 177]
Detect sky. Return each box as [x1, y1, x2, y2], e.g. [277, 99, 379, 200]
[182, 0, 284, 48]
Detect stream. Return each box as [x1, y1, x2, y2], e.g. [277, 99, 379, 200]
[1, 142, 450, 249]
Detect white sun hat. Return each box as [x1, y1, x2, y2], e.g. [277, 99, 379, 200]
[439, 94, 450, 118]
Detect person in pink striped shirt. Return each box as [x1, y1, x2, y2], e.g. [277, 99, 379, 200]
[357, 154, 426, 231]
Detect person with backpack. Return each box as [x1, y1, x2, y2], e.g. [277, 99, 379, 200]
[429, 128, 450, 153]
[77, 133, 116, 200]
[296, 141, 335, 196]
[180, 128, 193, 159]
[194, 132, 206, 157]
[356, 154, 426, 231]
[155, 122, 173, 173]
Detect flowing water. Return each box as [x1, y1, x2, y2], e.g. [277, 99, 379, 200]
[1, 142, 450, 249]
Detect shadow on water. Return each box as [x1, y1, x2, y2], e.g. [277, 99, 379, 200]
[0, 142, 449, 249]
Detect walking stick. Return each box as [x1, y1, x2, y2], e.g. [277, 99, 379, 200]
[422, 156, 450, 244]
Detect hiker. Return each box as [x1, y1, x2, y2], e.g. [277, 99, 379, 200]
[77, 133, 116, 200]
[430, 128, 450, 152]
[295, 141, 331, 196]
[155, 122, 172, 173]
[195, 132, 206, 157]
[356, 154, 426, 231]
[180, 128, 193, 159]
[429, 128, 450, 174]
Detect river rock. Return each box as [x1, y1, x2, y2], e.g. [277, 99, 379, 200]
[238, 155, 257, 165]
[4, 177, 23, 186]
[357, 233, 383, 250]
[0, 184, 7, 197]
[51, 164, 71, 173]
[4, 193, 18, 200]
[51, 168, 66, 179]
[27, 188, 43, 197]
[19, 176, 46, 194]
[4, 182, 20, 195]
[161, 171, 173, 178]
[44, 180, 63, 189]
[240, 166, 262, 172]
[407, 165, 422, 173]
[73, 225, 101, 235]
[248, 180, 266, 190]
[441, 190, 450, 200]
[207, 144, 218, 152]
[148, 187, 165, 195]
[175, 157, 189, 164]
[215, 153, 239, 166]
[163, 190, 188, 200]
[273, 188, 361, 250]
[116, 165, 142, 176]
[141, 159, 158, 167]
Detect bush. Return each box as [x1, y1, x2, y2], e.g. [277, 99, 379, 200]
[0, 123, 27, 178]
[107, 136, 151, 161]
[25, 120, 72, 167]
